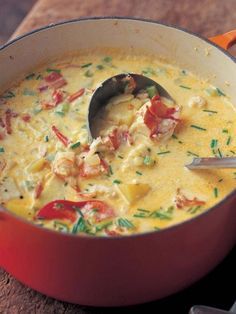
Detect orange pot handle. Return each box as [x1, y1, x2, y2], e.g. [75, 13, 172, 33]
[209, 30, 236, 50]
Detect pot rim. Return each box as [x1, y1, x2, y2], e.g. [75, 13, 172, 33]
[0, 16, 235, 240]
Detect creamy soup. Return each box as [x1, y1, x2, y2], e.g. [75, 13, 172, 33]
[0, 50, 235, 236]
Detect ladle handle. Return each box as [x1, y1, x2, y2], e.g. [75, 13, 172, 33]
[209, 30, 236, 50]
[186, 157, 236, 170]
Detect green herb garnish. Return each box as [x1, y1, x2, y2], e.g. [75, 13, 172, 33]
[146, 85, 158, 98]
[25, 73, 35, 80]
[117, 155, 124, 159]
[0, 147, 5, 153]
[70, 141, 81, 149]
[81, 63, 92, 68]
[84, 69, 93, 77]
[226, 136, 231, 146]
[136, 171, 142, 176]
[46, 68, 61, 73]
[44, 135, 49, 142]
[113, 179, 122, 184]
[222, 129, 228, 133]
[179, 85, 191, 90]
[1, 91, 15, 99]
[210, 139, 218, 148]
[214, 187, 218, 198]
[216, 87, 226, 96]
[187, 151, 199, 157]
[203, 109, 218, 114]
[109, 165, 113, 175]
[96, 64, 104, 70]
[103, 56, 112, 63]
[157, 151, 171, 155]
[190, 124, 207, 131]
[23, 88, 36, 96]
[117, 218, 134, 229]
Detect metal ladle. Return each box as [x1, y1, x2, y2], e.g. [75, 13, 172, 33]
[87, 73, 236, 170]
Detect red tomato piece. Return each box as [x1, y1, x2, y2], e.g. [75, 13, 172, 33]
[68, 88, 85, 102]
[21, 114, 31, 122]
[52, 90, 64, 105]
[52, 125, 70, 147]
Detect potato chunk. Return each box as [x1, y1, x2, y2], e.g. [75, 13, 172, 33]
[117, 183, 150, 204]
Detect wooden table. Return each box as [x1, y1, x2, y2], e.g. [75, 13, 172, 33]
[1, 0, 236, 312]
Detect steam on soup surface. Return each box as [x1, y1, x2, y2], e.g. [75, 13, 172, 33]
[0, 50, 235, 236]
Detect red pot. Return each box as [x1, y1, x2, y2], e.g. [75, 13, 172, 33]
[0, 18, 236, 306]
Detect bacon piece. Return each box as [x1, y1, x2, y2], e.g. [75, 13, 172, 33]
[144, 95, 179, 139]
[5, 109, 13, 134]
[21, 114, 31, 122]
[52, 90, 64, 105]
[39, 71, 67, 92]
[175, 189, 206, 209]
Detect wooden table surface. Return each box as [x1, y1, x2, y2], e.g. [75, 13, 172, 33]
[1, 0, 236, 313]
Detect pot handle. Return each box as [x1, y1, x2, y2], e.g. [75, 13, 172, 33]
[209, 30, 236, 50]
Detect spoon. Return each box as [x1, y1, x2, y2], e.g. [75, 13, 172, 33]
[87, 73, 236, 170]
[186, 157, 236, 169]
[87, 73, 174, 139]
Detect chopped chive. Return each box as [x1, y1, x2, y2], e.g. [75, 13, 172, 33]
[117, 155, 124, 159]
[109, 165, 113, 175]
[179, 85, 191, 90]
[113, 179, 121, 184]
[23, 88, 36, 96]
[210, 139, 218, 148]
[54, 221, 69, 232]
[96, 64, 104, 70]
[222, 129, 228, 133]
[218, 178, 223, 182]
[81, 63, 92, 68]
[147, 148, 151, 152]
[36, 74, 42, 80]
[187, 151, 199, 157]
[1, 91, 15, 99]
[214, 187, 218, 198]
[70, 141, 81, 149]
[172, 134, 178, 139]
[137, 208, 150, 213]
[95, 221, 112, 232]
[46, 68, 61, 73]
[157, 151, 171, 155]
[72, 217, 88, 234]
[143, 155, 151, 165]
[203, 109, 218, 114]
[149, 210, 172, 220]
[217, 148, 223, 158]
[0, 147, 4, 153]
[84, 69, 93, 77]
[216, 87, 226, 96]
[146, 85, 158, 98]
[117, 218, 134, 229]
[230, 150, 235, 155]
[181, 69, 187, 75]
[103, 56, 112, 63]
[188, 205, 202, 214]
[44, 135, 49, 142]
[81, 124, 87, 129]
[226, 136, 231, 145]
[190, 124, 207, 131]
[154, 226, 161, 231]
[136, 171, 143, 176]
[25, 73, 35, 80]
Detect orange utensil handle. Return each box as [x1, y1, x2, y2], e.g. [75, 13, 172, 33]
[209, 30, 236, 50]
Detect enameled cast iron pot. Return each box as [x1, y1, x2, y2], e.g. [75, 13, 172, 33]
[0, 18, 236, 306]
